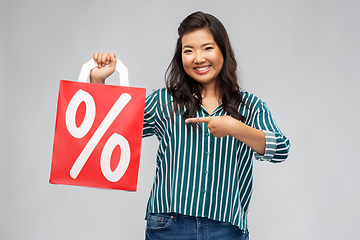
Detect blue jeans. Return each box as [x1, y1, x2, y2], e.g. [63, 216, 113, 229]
[145, 213, 249, 240]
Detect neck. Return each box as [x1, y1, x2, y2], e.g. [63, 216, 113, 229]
[200, 86, 222, 114]
[200, 80, 221, 103]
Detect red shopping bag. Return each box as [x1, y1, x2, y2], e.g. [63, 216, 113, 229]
[50, 59, 145, 191]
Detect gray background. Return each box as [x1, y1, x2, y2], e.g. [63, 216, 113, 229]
[1, 0, 359, 239]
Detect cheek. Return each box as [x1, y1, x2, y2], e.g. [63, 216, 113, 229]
[219, 59, 224, 70]
[182, 56, 192, 71]
[181, 56, 185, 68]
[216, 54, 224, 70]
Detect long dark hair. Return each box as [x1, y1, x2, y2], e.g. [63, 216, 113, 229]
[166, 11, 245, 122]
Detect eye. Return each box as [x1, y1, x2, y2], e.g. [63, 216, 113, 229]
[204, 46, 213, 51]
[183, 49, 192, 54]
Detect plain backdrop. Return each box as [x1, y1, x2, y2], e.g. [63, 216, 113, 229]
[1, 0, 359, 239]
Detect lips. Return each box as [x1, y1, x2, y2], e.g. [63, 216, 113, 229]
[194, 65, 211, 74]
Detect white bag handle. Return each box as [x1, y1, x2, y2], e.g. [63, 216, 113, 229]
[77, 59, 129, 86]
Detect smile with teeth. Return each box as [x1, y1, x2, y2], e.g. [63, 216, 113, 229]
[194, 65, 211, 74]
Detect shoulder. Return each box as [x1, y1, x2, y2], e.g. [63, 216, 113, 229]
[146, 88, 170, 100]
[239, 90, 264, 111]
[148, 87, 172, 96]
[145, 88, 174, 109]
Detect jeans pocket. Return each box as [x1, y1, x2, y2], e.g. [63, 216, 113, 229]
[218, 221, 249, 239]
[146, 213, 173, 231]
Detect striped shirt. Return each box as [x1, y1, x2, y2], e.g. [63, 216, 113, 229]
[142, 88, 290, 231]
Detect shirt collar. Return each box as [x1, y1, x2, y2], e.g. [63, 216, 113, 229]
[200, 103, 223, 116]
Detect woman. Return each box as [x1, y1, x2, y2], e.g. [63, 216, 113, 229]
[90, 11, 290, 240]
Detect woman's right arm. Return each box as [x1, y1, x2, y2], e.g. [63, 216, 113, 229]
[89, 52, 117, 84]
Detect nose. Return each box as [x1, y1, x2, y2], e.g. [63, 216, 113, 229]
[194, 52, 205, 64]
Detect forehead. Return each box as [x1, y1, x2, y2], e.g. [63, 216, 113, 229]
[181, 28, 215, 47]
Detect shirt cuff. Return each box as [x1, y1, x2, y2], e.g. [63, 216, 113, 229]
[254, 130, 277, 161]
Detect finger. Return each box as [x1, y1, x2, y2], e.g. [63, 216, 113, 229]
[185, 116, 212, 124]
[109, 52, 117, 69]
[101, 52, 108, 67]
[96, 52, 103, 67]
[93, 52, 99, 64]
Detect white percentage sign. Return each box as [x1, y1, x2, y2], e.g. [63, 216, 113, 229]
[65, 89, 132, 182]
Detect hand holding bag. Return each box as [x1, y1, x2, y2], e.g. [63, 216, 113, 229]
[50, 59, 146, 191]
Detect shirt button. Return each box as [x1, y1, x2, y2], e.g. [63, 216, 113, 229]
[205, 151, 209, 155]
[202, 189, 207, 194]
[204, 170, 208, 174]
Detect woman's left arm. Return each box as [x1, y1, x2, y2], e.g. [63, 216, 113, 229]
[185, 103, 290, 162]
[185, 116, 266, 155]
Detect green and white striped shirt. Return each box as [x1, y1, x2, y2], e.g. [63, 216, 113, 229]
[142, 88, 290, 231]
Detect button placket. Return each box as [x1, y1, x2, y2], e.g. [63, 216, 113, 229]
[199, 109, 212, 197]
[202, 126, 211, 195]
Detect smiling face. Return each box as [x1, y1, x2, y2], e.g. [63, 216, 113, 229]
[181, 28, 224, 90]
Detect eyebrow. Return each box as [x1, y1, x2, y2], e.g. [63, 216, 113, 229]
[182, 42, 215, 49]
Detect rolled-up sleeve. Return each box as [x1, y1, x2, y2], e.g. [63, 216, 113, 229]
[253, 102, 290, 163]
